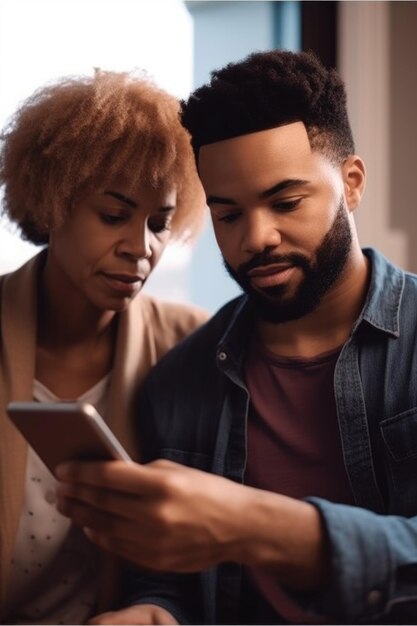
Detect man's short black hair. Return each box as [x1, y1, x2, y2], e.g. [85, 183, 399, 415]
[181, 49, 355, 165]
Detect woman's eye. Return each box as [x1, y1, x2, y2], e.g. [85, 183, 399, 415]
[272, 198, 302, 212]
[100, 213, 126, 225]
[149, 220, 172, 234]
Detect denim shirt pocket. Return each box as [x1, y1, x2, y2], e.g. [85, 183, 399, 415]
[380, 408, 417, 515]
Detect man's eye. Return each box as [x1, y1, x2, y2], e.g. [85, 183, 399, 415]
[272, 199, 302, 212]
[218, 212, 240, 224]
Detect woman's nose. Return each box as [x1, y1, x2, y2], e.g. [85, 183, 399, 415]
[117, 227, 152, 260]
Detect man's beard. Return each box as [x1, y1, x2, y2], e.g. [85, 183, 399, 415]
[223, 197, 352, 323]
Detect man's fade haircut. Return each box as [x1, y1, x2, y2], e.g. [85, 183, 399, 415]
[0, 70, 205, 245]
[181, 49, 355, 165]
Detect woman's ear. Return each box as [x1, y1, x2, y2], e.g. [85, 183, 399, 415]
[342, 155, 366, 212]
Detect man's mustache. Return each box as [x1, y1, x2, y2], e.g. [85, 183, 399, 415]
[237, 251, 310, 277]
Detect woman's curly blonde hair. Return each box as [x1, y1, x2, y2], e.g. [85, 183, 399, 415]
[0, 69, 206, 245]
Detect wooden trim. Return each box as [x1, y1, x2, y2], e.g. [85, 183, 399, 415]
[301, 1, 338, 68]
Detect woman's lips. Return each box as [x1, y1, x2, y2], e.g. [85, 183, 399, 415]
[248, 264, 296, 289]
[101, 272, 143, 294]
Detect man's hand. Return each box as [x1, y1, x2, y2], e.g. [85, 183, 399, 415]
[88, 604, 178, 625]
[55, 459, 329, 589]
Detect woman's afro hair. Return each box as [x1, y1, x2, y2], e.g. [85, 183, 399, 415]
[181, 49, 355, 164]
[0, 69, 205, 245]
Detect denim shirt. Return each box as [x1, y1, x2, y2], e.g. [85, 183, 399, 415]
[134, 248, 417, 624]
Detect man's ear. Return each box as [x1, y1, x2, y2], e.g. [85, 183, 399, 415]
[342, 155, 366, 212]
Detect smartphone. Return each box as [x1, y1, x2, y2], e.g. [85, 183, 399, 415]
[6, 401, 132, 474]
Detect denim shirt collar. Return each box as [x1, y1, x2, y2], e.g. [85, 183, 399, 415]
[217, 247, 405, 371]
[356, 247, 404, 338]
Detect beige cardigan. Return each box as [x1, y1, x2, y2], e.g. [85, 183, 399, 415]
[0, 251, 208, 617]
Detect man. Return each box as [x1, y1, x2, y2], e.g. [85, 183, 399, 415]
[56, 50, 417, 625]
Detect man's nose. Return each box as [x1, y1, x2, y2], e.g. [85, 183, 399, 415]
[242, 210, 282, 255]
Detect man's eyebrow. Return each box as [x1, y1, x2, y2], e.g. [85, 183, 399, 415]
[206, 179, 309, 207]
[104, 191, 138, 208]
[259, 179, 309, 199]
[206, 195, 236, 207]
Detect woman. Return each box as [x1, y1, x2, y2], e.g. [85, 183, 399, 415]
[0, 70, 207, 624]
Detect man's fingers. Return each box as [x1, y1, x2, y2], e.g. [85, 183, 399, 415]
[55, 460, 150, 493]
[56, 492, 177, 548]
[56, 495, 206, 572]
[55, 458, 176, 496]
[56, 493, 152, 536]
[56, 481, 142, 520]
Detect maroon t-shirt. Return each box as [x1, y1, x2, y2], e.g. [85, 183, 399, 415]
[241, 338, 355, 623]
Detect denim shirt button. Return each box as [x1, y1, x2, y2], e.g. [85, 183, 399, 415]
[367, 589, 383, 607]
[218, 352, 227, 361]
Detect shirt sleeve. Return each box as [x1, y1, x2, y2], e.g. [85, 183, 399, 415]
[303, 497, 417, 622]
[125, 387, 205, 625]
[123, 570, 203, 625]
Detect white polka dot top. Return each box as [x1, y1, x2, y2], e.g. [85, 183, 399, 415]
[6, 374, 111, 625]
